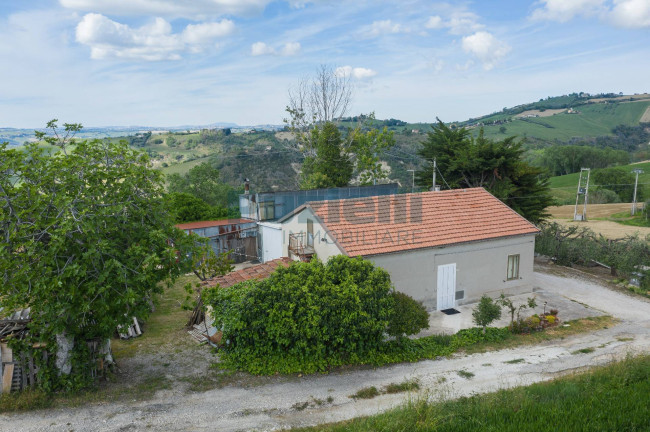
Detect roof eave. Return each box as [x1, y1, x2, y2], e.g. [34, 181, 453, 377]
[356, 231, 539, 258]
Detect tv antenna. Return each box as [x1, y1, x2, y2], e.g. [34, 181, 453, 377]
[573, 168, 590, 221]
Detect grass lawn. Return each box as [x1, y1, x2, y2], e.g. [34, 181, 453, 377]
[295, 354, 650, 432]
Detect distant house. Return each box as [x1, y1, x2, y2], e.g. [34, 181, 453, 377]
[279, 188, 539, 310]
[175, 219, 257, 263]
[239, 183, 399, 262]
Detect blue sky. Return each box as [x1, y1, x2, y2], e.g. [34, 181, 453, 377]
[0, 0, 648, 127]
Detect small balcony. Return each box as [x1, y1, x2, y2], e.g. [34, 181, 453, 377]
[288, 232, 315, 262]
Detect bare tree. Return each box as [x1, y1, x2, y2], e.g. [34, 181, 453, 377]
[286, 65, 353, 144]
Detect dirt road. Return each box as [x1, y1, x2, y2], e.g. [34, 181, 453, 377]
[2, 267, 650, 432]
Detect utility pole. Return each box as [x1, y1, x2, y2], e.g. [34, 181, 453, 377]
[407, 169, 415, 193]
[631, 169, 643, 215]
[432, 158, 437, 191]
[573, 168, 590, 221]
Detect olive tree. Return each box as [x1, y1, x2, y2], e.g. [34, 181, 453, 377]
[0, 121, 196, 388]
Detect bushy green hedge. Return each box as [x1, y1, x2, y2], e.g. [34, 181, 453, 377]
[204, 256, 398, 374]
[387, 292, 430, 339]
[203, 255, 510, 375]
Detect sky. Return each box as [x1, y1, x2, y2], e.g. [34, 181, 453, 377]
[0, 0, 649, 128]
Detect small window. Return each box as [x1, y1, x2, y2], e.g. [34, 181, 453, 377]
[507, 254, 520, 280]
[307, 219, 314, 246]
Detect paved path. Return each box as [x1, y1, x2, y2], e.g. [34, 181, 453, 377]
[3, 269, 650, 432]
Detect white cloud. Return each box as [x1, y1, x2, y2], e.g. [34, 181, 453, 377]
[461, 31, 511, 70]
[423, 11, 483, 35]
[251, 41, 274, 56]
[251, 41, 301, 56]
[610, 0, 650, 28]
[75, 13, 234, 60]
[425, 15, 443, 29]
[60, 0, 307, 19]
[335, 65, 377, 79]
[360, 20, 404, 37]
[280, 42, 301, 56]
[446, 11, 484, 35]
[531, 0, 606, 22]
[182, 21, 235, 44]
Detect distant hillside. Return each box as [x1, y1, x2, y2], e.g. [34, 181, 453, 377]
[6, 92, 649, 197]
[455, 92, 650, 141]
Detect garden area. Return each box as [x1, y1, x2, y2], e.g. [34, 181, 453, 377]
[201, 256, 607, 376]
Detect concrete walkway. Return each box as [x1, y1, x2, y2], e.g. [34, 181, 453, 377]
[2, 268, 650, 432]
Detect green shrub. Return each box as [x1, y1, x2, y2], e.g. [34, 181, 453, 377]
[590, 189, 621, 204]
[203, 256, 395, 374]
[472, 295, 502, 333]
[387, 292, 430, 339]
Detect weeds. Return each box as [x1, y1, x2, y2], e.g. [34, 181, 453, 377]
[457, 370, 475, 379]
[350, 387, 380, 400]
[296, 355, 650, 432]
[572, 347, 596, 355]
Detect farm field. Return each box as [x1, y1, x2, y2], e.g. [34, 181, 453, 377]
[476, 99, 650, 141]
[547, 203, 650, 239]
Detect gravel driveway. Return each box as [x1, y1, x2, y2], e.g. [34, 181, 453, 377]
[3, 266, 649, 432]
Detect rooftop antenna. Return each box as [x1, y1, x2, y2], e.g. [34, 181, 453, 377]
[632, 169, 643, 215]
[573, 168, 590, 221]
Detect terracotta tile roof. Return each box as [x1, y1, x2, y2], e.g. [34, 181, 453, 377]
[202, 258, 292, 289]
[308, 188, 539, 257]
[175, 218, 255, 230]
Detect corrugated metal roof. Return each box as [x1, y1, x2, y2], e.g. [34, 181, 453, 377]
[308, 188, 540, 257]
[175, 218, 255, 230]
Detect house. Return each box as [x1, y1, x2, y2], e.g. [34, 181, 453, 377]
[175, 219, 258, 263]
[279, 188, 539, 311]
[239, 183, 398, 262]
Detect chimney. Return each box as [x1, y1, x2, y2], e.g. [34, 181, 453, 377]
[244, 178, 250, 195]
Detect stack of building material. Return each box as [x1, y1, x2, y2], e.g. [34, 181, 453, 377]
[117, 316, 142, 339]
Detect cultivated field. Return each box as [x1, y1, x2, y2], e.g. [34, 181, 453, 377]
[641, 106, 650, 123]
[515, 109, 565, 118]
[547, 203, 650, 239]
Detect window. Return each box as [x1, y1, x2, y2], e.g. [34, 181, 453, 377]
[307, 219, 314, 246]
[259, 201, 275, 221]
[507, 254, 520, 280]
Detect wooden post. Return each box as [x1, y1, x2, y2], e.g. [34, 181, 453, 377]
[2, 364, 14, 394]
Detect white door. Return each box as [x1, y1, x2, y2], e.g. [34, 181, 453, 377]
[260, 225, 282, 262]
[437, 263, 456, 310]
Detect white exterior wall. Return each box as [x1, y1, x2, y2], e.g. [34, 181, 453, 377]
[368, 234, 536, 310]
[258, 222, 283, 263]
[281, 208, 344, 262]
[281, 208, 536, 310]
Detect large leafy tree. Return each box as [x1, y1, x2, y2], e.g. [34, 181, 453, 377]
[167, 162, 233, 208]
[286, 65, 394, 189]
[164, 192, 236, 223]
[300, 122, 354, 188]
[416, 120, 554, 223]
[592, 167, 642, 203]
[0, 121, 196, 385]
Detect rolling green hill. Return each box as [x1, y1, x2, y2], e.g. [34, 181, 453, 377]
[548, 161, 650, 204]
[479, 101, 649, 141]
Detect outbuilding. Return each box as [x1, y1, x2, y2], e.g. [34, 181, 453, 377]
[279, 188, 539, 311]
